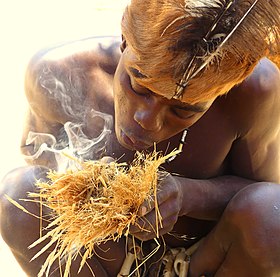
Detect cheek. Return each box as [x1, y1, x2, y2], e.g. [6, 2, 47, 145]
[116, 93, 129, 116]
[113, 67, 125, 110]
[164, 113, 202, 136]
[114, 64, 138, 116]
[113, 72, 133, 126]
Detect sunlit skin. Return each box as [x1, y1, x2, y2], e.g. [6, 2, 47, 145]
[114, 45, 214, 151]
[1, 35, 280, 277]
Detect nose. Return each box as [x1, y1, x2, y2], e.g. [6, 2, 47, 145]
[133, 99, 165, 132]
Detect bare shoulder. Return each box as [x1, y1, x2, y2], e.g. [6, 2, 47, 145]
[224, 58, 280, 182]
[244, 58, 280, 131]
[30, 36, 121, 68]
[22, 36, 121, 166]
[243, 58, 280, 99]
[25, 36, 121, 122]
[224, 58, 280, 133]
[40, 36, 121, 76]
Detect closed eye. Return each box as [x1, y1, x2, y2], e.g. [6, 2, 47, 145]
[127, 72, 151, 97]
[129, 67, 148, 79]
[171, 107, 196, 119]
[171, 104, 207, 119]
[126, 66, 209, 119]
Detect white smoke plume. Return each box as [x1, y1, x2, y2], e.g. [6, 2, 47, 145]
[24, 59, 114, 172]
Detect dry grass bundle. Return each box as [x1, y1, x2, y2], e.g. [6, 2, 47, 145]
[14, 149, 179, 276]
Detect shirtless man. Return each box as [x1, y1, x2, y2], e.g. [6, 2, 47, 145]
[1, 0, 280, 276]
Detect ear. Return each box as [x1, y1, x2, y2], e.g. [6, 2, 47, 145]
[120, 35, 127, 53]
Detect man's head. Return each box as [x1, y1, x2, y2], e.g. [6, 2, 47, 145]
[113, 0, 280, 150]
[121, 0, 280, 104]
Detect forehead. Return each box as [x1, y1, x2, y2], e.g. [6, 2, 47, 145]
[122, 45, 220, 105]
[122, 46, 178, 98]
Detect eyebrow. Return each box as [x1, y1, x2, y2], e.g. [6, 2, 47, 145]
[129, 67, 148, 79]
[173, 103, 208, 113]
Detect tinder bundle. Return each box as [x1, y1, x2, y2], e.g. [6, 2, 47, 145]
[25, 150, 178, 276]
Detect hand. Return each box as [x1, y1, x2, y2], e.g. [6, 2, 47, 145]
[129, 173, 184, 241]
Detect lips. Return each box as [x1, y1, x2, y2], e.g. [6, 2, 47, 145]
[120, 130, 152, 150]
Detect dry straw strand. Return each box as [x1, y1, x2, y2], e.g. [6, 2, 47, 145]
[8, 148, 180, 276]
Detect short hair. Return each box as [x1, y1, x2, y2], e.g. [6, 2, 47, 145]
[121, 0, 280, 103]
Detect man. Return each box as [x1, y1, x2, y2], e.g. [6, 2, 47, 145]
[1, 0, 280, 276]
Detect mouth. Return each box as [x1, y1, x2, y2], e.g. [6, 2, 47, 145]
[120, 130, 152, 150]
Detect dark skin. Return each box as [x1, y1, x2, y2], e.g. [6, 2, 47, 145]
[1, 36, 280, 276]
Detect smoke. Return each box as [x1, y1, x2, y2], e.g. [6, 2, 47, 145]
[39, 62, 91, 120]
[40, 70, 73, 117]
[24, 61, 114, 172]
[25, 115, 113, 172]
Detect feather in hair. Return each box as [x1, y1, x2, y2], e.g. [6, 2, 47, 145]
[173, 0, 260, 99]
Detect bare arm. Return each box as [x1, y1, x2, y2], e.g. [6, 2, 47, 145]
[130, 59, 280, 240]
[182, 59, 280, 219]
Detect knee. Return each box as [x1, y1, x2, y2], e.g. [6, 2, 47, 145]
[0, 165, 49, 199]
[223, 182, 280, 268]
[225, 182, 280, 225]
[0, 166, 49, 243]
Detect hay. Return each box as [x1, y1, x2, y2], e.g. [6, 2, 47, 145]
[23, 149, 180, 276]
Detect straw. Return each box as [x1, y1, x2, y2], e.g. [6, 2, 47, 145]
[11, 148, 180, 276]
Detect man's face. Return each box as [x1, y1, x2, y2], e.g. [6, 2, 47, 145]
[113, 44, 214, 151]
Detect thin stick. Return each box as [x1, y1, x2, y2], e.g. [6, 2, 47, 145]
[174, 0, 260, 99]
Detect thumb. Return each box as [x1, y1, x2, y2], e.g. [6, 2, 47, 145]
[100, 156, 115, 164]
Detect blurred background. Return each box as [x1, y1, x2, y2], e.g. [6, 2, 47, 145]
[0, 0, 128, 275]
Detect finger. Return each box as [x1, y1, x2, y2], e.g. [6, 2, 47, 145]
[130, 214, 178, 241]
[132, 199, 178, 233]
[139, 190, 180, 219]
[138, 179, 177, 217]
[100, 156, 115, 163]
